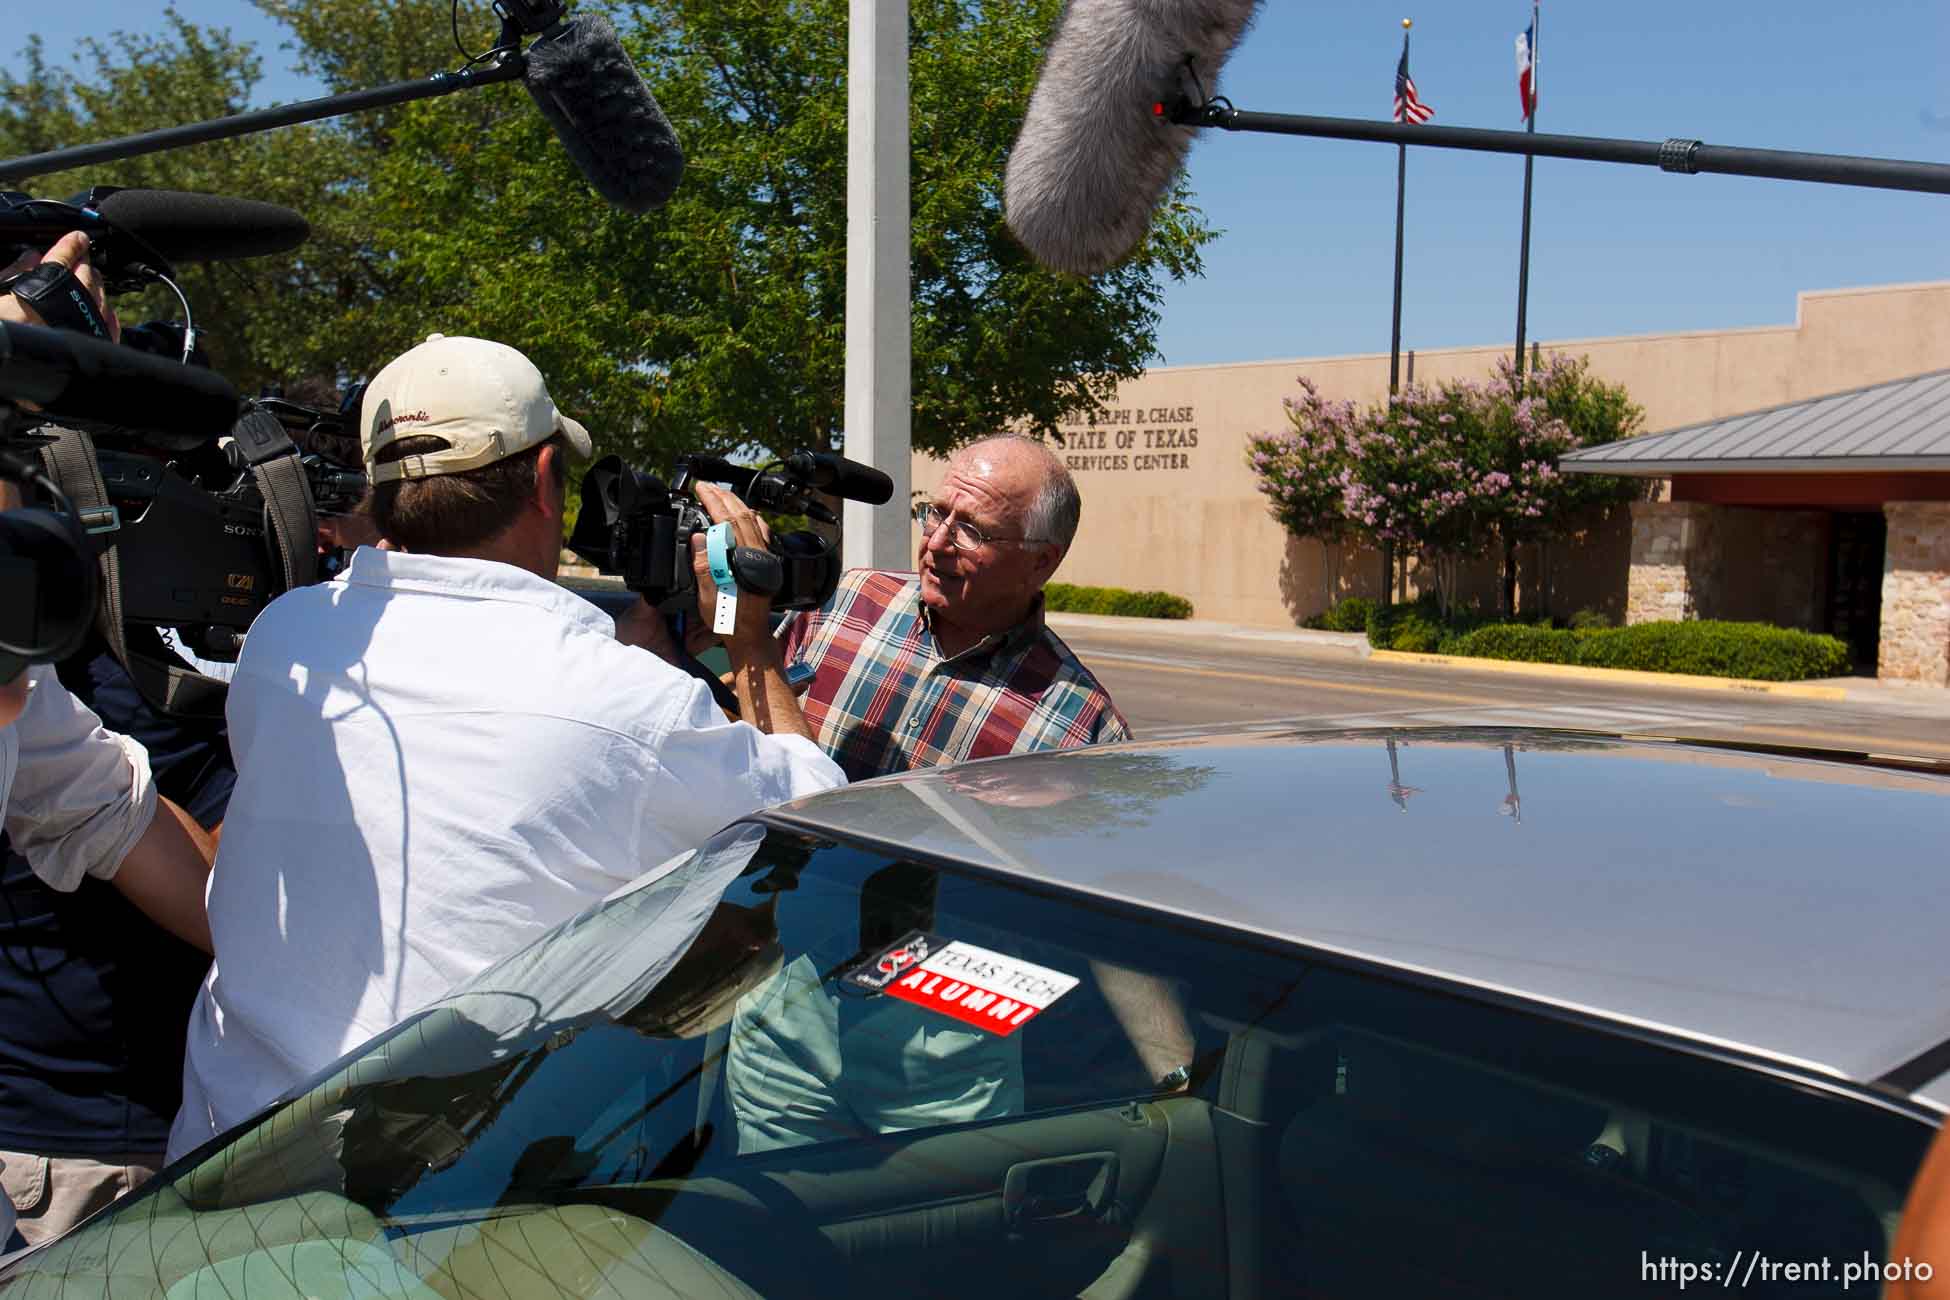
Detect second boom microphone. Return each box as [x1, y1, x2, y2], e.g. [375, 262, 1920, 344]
[1004, 0, 1262, 276]
[523, 12, 685, 214]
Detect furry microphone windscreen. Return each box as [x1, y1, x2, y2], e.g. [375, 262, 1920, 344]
[523, 12, 686, 214]
[1004, 0, 1261, 276]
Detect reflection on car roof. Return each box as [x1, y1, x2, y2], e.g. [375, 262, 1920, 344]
[761, 727, 1950, 1095]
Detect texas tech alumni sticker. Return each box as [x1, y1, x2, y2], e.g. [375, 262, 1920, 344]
[845, 932, 1078, 1037]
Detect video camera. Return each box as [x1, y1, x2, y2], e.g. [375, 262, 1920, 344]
[568, 450, 895, 613]
[1, 313, 365, 712]
[0, 175, 365, 712]
[0, 437, 96, 685]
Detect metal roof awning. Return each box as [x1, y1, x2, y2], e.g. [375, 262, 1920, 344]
[1560, 368, 1950, 477]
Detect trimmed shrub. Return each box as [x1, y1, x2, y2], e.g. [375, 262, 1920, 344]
[1437, 618, 1849, 681]
[1568, 607, 1614, 631]
[1305, 596, 1376, 633]
[1367, 600, 1449, 653]
[1044, 582, 1194, 620]
[1445, 624, 1582, 664]
[1572, 620, 1850, 681]
[1378, 607, 1849, 681]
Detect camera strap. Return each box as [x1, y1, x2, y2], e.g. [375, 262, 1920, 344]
[35, 424, 230, 717]
[230, 407, 318, 598]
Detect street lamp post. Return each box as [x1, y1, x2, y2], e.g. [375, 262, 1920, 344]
[842, 0, 915, 571]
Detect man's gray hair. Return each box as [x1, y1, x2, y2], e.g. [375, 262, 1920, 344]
[956, 435, 1082, 550]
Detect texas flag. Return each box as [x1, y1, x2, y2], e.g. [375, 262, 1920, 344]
[1515, 21, 1537, 120]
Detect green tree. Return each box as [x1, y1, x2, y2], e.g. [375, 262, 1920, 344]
[10, 0, 1215, 474]
[1, 17, 376, 395]
[1484, 354, 1646, 616]
[343, 0, 1216, 468]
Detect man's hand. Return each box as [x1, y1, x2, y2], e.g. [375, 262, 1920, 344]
[688, 481, 779, 652]
[0, 231, 121, 344]
[614, 595, 684, 664]
[686, 483, 817, 742]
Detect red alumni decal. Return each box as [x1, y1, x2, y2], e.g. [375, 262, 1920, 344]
[881, 940, 1078, 1038]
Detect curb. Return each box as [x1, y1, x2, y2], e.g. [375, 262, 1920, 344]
[1368, 650, 1851, 700]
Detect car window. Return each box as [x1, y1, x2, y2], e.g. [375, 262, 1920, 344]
[1, 822, 1930, 1300]
[1263, 966, 1931, 1298]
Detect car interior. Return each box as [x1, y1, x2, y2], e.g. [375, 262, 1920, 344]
[1, 838, 1932, 1300]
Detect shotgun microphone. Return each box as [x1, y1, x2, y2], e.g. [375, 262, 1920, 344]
[1, 188, 310, 292]
[523, 11, 686, 213]
[783, 451, 895, 505]
[1004, 0, 1261, 275]
[86, 188, 311, 264]
[1, 320, 242, 440]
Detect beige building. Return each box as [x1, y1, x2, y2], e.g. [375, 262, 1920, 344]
[912, 280, 1950, 682]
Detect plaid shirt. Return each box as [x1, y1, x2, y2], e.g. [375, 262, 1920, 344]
[778, 570, 1131, 782]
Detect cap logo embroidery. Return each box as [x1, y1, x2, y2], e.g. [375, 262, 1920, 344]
[374, 410, 431, 436]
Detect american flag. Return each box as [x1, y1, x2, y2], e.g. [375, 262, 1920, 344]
[1394, 44, 1434, 124]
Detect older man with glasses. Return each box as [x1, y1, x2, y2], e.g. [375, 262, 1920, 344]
[771, 434, 1129, 781]
[720, 440, 1173, 1157]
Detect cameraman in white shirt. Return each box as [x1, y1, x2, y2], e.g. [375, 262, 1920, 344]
[169, 335, 845, 1160]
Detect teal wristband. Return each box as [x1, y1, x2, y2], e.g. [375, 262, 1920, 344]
[705, 522, 737, 594]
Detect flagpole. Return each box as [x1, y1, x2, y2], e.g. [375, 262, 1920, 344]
[1389, 18, 1411, 397]
[1513, 0, 1539, 383]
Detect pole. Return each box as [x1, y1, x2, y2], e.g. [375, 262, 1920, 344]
[1388, 19, 1412, 397]
[1384, 18, 1413, 608]
[842, 0, 914, 571]
[1390, 141, 1406, 396]
[0, 57, 526, 183]
[1165, 107, 1950, 197]
[1513, 1, 1538, 380]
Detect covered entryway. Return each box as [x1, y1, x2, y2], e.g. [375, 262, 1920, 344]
[1562, 370, 1950, 686]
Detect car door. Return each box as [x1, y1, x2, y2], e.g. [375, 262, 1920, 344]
[610, 849, 1240, 1300]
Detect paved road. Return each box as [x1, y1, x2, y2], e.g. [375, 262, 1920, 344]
[1052, 621, 1950, 763]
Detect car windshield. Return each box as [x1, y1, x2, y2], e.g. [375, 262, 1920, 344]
[3, 820, 1930, 1300]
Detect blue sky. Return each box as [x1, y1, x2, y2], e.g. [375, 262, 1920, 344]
[9, 2, 1949, 368]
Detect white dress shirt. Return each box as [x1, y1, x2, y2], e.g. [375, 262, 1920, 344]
[169, 548, 844, 1160]
[0, 666, 156, 893]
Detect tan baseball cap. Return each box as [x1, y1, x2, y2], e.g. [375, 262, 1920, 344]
[361, 334, 593, 483]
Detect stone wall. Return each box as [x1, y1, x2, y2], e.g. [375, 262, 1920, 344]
[1879, 502, 1950, 686]
[1625, 502, 1727, 624]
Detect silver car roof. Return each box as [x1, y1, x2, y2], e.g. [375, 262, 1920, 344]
[762, 729, 1950, 1102]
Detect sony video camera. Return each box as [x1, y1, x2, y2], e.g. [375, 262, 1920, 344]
[1, 316, 366, 711]
[568, 450, 894, 613]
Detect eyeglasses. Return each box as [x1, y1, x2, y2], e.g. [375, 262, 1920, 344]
[912, 503, 1043, 551]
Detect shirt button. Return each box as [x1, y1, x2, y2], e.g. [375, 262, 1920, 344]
[906, 716, 922, 731]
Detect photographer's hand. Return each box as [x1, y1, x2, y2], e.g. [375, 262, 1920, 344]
[688, 482, 816, 742]
[0, 232, 120, 343]
[614, 595, 684, 665]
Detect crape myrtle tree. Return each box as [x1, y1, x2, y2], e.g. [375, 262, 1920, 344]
[1476, 354, 1646, 616]
[1245, 378, 1359, 609]
[7, 0, 1215, 474]
[1248, 353, 1644, 620]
